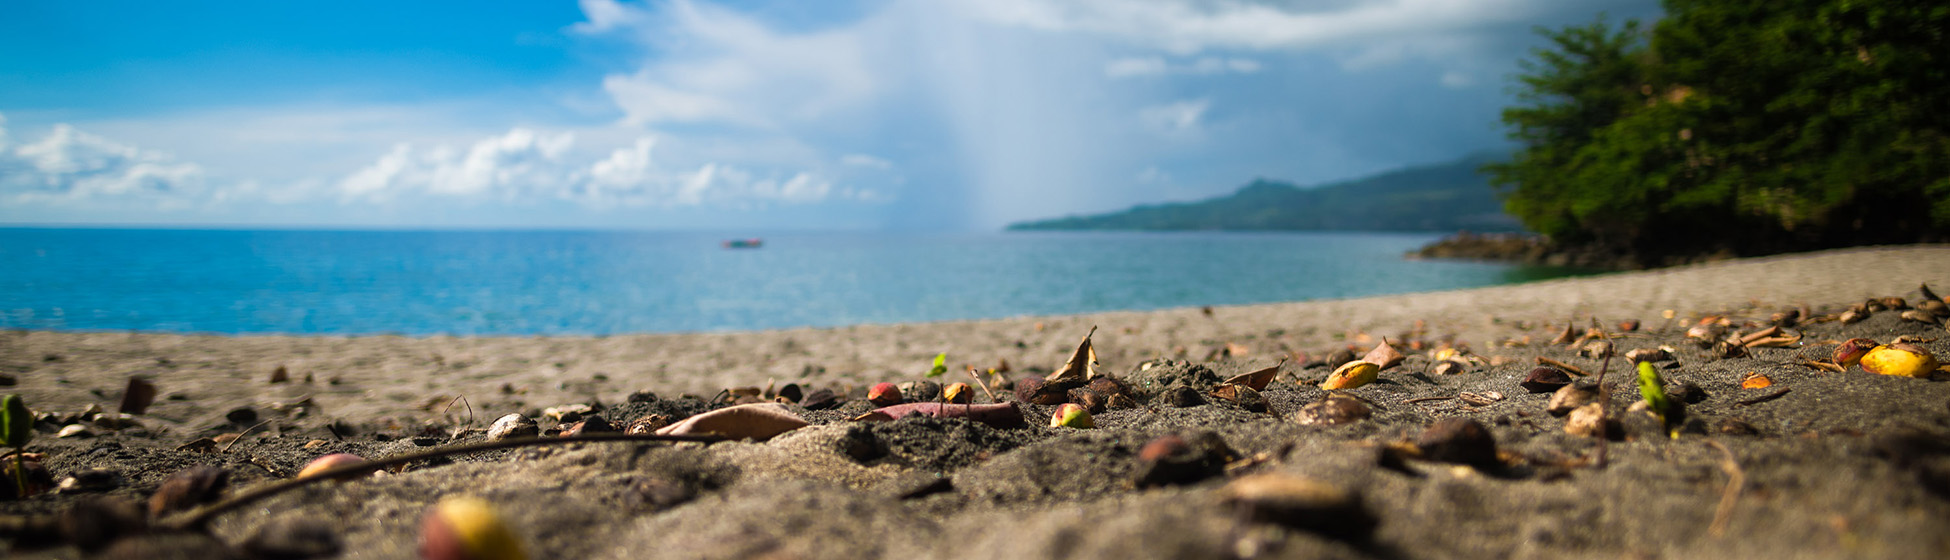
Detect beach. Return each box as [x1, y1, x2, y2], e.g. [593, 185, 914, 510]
[5, 244, 1950, 559]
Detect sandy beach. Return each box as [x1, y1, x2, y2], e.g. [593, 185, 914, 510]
[5, 244, 1950, 559]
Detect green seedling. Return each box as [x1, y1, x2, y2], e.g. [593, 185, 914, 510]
[3, 394, 31, 497]
[1635, 361, 1680, 439]
[924, 352, 948, 378]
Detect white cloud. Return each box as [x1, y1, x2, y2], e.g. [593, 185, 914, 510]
[839, 153, 893, 169]
[0, 115, 206, 203]
[1440, 70, 1474, 88]
[1105, 55, 1261, 78]
[953, 0, 1565, 55]
[1139, 99, 1210, 133]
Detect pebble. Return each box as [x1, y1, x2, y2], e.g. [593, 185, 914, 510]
[486, 414, 539, 441]
[1416, 418, 1500, 468]
[1160, 385, 1205, 408]
[1294, 394, 1371, 426]
[1220, 473, 1376, 540]
[1519, 367, 1572, 393]
[57, 468, 121, 493]
[57, 424, 94, 438]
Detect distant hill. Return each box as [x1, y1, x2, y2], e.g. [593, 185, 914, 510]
[1006, 155, 1522, 232]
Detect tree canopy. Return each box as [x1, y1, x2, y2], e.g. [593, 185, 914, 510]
[1488, 0, 1950, 266]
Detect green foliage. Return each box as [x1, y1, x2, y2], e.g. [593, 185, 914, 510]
[1008, 156, 1520, 232]
[1491, 1, 1950, 265]
[1636, 361, 1681, 438]
[924, 353, 948, 378]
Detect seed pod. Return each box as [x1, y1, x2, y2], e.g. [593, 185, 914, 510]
[1293, 394, 1371, 426]
[1319, 361, 1379, 390]
[1432, 360, 1465, 376]
[297, 453, 373, 481]
[1922, 300, 1950, 319]
[485, 414, 537, 441]
[942, 383, 973, 404]
[1839, 308, 1869, 324]
[1860, 343, 1940, 378]
[867, 382, 903, 407]
[1050, 403, 1094, 428]
[1546, 383, 1597, 416]
[1878, 296, 1908, 310]
[1519, 367, 1572, 393]
[1833, 338, 1878, 368]
[1624, 347, 1670, 364]
[1900, 309, 1942, 326]
[148, 465, 229, 517]
[1564, 402, 1606, 438]
[1416, 418, 1499, 468]
[419, 496, 527, 560]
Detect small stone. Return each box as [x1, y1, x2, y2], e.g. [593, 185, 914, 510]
[1564, 402, 1607, 437]
[150, 466, 230, 518]
[1546, 383, 1598, 416]
[243, 517, 342, 560]
[1293, 394, 1371, 426]
[1416, 418, 1499, 468]
[1087, 376, 1132, 399]
[1578, 339, 1614, 359]
[269, 365, 290, 384]
[559, 415, 615, 437]
[1625, 347, 1671, 363]
[899, 380, 942, 402]
[1068, 387, 1107, 413]
[1160, 385, 1205, 408]
[57, 469, 120, 494]
[1220, 473, 1375, 541]
[57, 424, 93, 438]
[626, 414, 671, 434]
[1432, 360, 1465, 375]
[225, 407, 258, 425]
[1519, 367, 1572, 393]
[486, 414, 539, 441]
[800, 389, 844, 410]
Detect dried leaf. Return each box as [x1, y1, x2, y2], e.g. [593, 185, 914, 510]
[1319, 361, 1378, 390]
[1360, 339, 1405, 370]
[1740, 373, 1773, 389]
[1046, 326, 1101, 384]
[851, 402, 1026, 429]
[1224, 364, 1281, 391]
[1796, 360, 1845, 373]
[654, 403, 809, 441]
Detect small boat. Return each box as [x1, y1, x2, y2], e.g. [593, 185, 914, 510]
[722, 238, 763, 249]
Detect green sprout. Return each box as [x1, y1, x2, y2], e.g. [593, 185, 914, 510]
[1635, 361, 1681, 439]
[3, 394, 31, 497]
[924, 353, 948, 378]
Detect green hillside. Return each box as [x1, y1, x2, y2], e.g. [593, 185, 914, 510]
[1007, 155, 1519, 232]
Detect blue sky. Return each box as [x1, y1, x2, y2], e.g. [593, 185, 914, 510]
[0, 0, 1661, 231]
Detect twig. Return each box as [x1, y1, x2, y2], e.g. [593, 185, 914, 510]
[1706, 440, 1745, 537]
[160, 432, 725, 530]
[219, 420, 275, 454]
[1535, 356, 1589, 377]
[439, 395, 474, 428]
[324, 423, 344, 441]
[1403, 396, 1454, 404]
[1592, 323, 1615, 468]
[967, 366, 998, 403]
[1734, 388, 1791, 407]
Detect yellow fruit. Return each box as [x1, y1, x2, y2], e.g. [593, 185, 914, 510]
[297, 453, 372, 481]
[1832, 338, 1878, 367]
[1319, 361, 1379, 390]
[1860, 343, 1939, 378]
[420, 496, 527, 560]
[1050, 403, 1094, 428]
[943, 383, 972, 404]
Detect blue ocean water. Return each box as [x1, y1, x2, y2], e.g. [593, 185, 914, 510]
[0, 228, 1588, 335]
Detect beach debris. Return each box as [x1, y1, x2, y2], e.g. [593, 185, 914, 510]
[868, 382, 904, 407]
[1160, 386, 1205, 407]
[58, 498, 149, 554]
[1210, 384, 1269, 413]
[270, 365, 290, 384]
[1013, 378, 1069, 405]
[656, 403, 809, 441]
[1050, 403, 1095, 428]
[1618, 319, 1641, 332]
[1535, 356, 1587, 377]
[1224, 364, 1281, 391]
[625, 414, 671, 435]
[899, 380, 943, 402]
[1839, 305, 1870, 324]
[1687, 317, 1729, 343]
[1319, 360, 1379, 390]
[1859, 343, 1939, 378]
[1733, 387, 1792, 407]
[1047, 326, 1102, 384]
[943, 382, 974, 403]
[1361, 339, 1406, 370]
[419, 495, 527, 560]
[558, 415, 615, 437]
[1669, 381, 1708, 404]
[149, 466, 229, 517]
[244, 516, 342, 560]
[800, 388, 844, 410]
[541, 404, 592, 424]
[1833, 338, 1878, 367]
[225, 407, 259, 425]
[1220, 473, 1376, 540]
[1519, 367, 1573, 393]
[1432, 360, 1466, 375]
[117, 377, 157, 415]
[1068, 387, 1108, 412]
[1416, 418, 1499, 468]
[299, 454, 374, 481]
[57, 469, 120, 494]
[854, 402, 1027, 429]
[1293, 394, 1371, 426]
[57, 424, 93, 438]
[1740, 372, 1774, 389]
[486, 414, 538, 441]
[1564, 402, 1607, 437]
[1134, 433, 1234, 488]
[1320, 348, 1358, 370]
[1920, 300, 1950, 319]
[1900, 309, 1942, 326]
[1879, 296, 1909, 310]
[774, 383, 803, 404]
[1547, 383, 1598, 416]
[1636, 361, 1681, 438]
[1549, 324, 1578, 345]
[924, 352, 949, 378]
[1087, 377, 1133, 402]
[1579, 339, 1614, 360]
[1770, 308, 1801, 328]
[0, 455, 52, 500]
[1457, 391, 1503, 406]
[1714, 417, 1760, 435]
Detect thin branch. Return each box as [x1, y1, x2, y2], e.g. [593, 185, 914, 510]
[218, 420, 275, 454]
[1706, 440, 1745, 537]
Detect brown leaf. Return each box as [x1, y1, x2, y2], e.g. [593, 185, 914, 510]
[118, 377, 157, 415]
[1360, 339, 1405, 370]
[654, 403, 809, 441]
[1224, 364, 1281, 391]
[269, 365, 290, 384]
[1046, 326, 1101, 384]
[851, 402, 1026, 429]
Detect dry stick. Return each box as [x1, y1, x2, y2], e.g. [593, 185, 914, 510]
[1706, 440, 1745, 537]
[1404, 396, 1455, 404]
[161, 432, 725, 530]
[1535, 356, 1589, 377]
[1734, 388, 1792, 407]
[218, 420, 275, 454]
[1591, 325, 1616, 469]
[966, 366, 998, 403]
[439, 395, 474, 428]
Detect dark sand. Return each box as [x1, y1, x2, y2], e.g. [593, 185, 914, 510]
[4, 244, 1950, 559]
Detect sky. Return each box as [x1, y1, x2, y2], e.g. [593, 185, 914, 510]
[0, 0, 1662, 231]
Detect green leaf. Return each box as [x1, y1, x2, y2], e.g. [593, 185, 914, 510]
[1636, 361, 1680, 438]
[924, 353, 948, 378]
[2, 394, 30, 448]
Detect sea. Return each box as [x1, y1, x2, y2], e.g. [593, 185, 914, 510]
[0, 228, 1590, 336]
